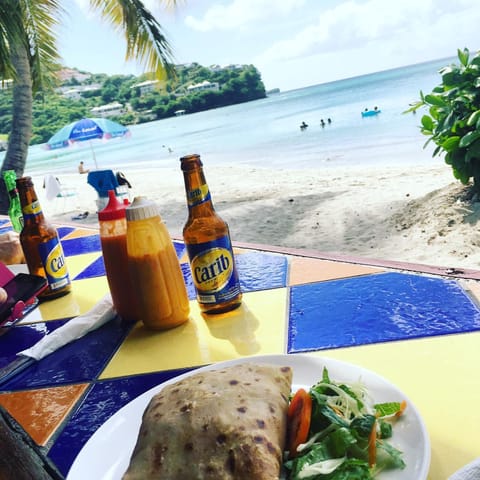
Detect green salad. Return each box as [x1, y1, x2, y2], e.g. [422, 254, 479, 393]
[284, 368, 406, 479]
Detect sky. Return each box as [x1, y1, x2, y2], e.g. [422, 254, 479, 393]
[60, 0, 479, 92]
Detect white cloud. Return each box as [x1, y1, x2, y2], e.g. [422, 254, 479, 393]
[184, 0, 306, 32]
[72, 0, 90, 13]
[254, 0, 478, 63]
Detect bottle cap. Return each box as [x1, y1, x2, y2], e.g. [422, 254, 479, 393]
[180, 153, 202, 170]
[98, 190, 126, 221]
[125, 196, 159, 221]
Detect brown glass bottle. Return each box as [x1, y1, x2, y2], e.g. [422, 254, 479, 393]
[181, 154, 242, 314]
[16, 177, 71, 300]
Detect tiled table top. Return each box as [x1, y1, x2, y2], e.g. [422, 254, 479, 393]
[0, 216, 479, 479]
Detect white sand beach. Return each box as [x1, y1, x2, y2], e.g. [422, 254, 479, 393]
[32, 161, 480, 271]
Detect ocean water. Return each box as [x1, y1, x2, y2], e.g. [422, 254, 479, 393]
[6, 56, 455, 176]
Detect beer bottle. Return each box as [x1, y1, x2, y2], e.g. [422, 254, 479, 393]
[180, 154, 242, 314]
[2, 170, 23, 232]
[16, 176, 71, 300]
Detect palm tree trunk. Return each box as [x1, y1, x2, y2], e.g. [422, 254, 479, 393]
[0, 40, 32, 214]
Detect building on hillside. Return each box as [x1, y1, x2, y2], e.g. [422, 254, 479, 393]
[224, 64, 243, 70]
[60, 84, 101, 99]
[0, 79, 13, 91]
[186, 80, 220, 94]
[90, 102, 125, 118]
[131, 80, 160, 96]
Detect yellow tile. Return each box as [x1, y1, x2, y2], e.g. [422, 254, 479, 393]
[19, 277, 110, 323]
[289, 257, 384, 285]
[65, 252, 102, 279]
[62, 228, 98, 240]
[100, 288, 288, 378]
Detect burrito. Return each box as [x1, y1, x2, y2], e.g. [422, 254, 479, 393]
[123, 363, 293, 479]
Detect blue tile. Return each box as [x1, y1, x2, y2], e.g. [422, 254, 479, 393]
[74, 255, 105, 280]
[236, 252, 287, 291]
[181, 251, 288, 299]
[71, 239, 185, 280]
[61, 235, 102, 257]
[173, 240, 186, 258]
[288, 272, 480, 352]
[0, 321, 55, 367]
[0, 317, 132, 390]
[49, 367, 198, 476]
[57, 226, 76, 239]
[181, 262, 196, 300]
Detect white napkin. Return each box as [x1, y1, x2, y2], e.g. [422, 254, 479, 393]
[449, 458, 480, 480]
[19, 294, 116, 361]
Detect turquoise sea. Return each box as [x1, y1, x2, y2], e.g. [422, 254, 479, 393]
[7, 56, 456, 176]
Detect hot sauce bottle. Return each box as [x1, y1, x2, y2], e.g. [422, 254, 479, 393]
[180, 154, 242, 314]
[98, 190, 138, 323]
[16, 176, 71, 300]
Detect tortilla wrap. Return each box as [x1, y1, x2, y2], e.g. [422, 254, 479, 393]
[123, 363, 293, 479]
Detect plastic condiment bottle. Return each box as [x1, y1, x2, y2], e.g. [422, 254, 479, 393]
[99, 190, 138, 323]
[126, 196, 190, 330]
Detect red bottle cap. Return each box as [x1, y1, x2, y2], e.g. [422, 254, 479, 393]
[98, 190, 126, 221]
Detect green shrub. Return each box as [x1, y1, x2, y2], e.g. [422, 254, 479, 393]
[408, 48, 480, 192]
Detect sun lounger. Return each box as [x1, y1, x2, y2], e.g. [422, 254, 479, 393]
[43, 174, 77, 213]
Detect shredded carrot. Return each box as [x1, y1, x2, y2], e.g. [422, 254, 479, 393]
[287, 388, 312, 458]
[395, 400, 407, 418]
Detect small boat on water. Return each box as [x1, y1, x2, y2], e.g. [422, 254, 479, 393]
[362, 108, 381, 117]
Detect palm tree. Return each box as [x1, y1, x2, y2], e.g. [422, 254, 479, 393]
[0, 0, 176, 213]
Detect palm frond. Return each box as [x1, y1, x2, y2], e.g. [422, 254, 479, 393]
[22, 0, 64, 93]
[0, 0, 27, 81]
[91, 0, 177, 80]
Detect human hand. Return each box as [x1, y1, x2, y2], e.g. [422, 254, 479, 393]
[0, 287, 6, 303]
[0, 231, 25, 265]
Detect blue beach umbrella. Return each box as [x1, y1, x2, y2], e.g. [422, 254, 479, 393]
[45, 117, 130, 168]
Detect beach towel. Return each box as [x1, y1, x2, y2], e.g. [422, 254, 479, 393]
[44, 175, 62, 201]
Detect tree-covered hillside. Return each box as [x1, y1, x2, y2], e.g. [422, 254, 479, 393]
[0, 63, 266, 145]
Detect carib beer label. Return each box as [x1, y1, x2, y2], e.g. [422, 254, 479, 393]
[37, 237, 70, 290]
[187, 235, 240, 304]
[22, 200, 42, 220]
[187, 184, 211, 207]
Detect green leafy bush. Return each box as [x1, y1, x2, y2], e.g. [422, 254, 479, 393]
[408, 48, 480, 191]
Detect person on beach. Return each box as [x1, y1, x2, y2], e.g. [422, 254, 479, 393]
[78, 161, 89, 174]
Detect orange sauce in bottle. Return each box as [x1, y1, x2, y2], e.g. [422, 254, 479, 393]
[126, 197, 190, 330]
[99, 191, 139, 323]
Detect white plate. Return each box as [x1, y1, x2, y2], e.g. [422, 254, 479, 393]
[67, 354, 430, 479]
